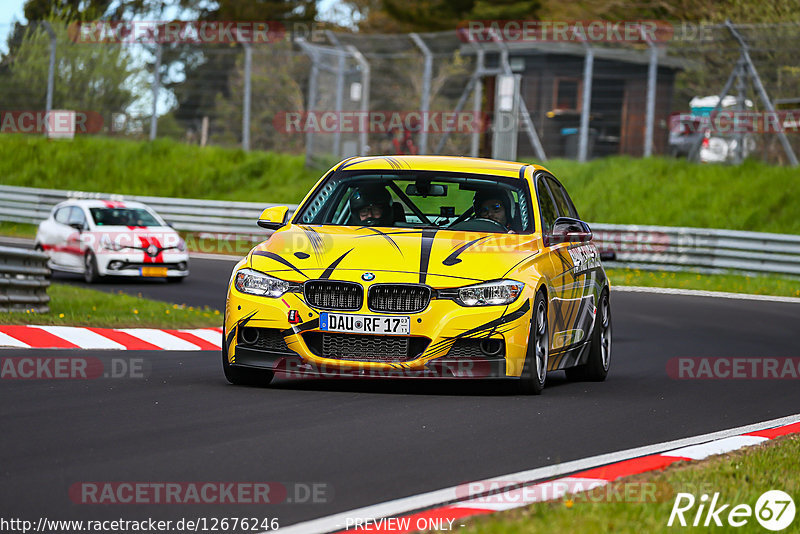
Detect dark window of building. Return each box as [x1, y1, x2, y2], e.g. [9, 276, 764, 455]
[554, 78, 580, 111]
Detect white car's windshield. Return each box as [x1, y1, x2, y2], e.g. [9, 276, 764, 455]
[89, 207, 163, 227]
[294, 172, 534, 234]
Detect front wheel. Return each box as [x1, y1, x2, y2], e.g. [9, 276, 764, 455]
[566, 288, 611, 381]
[84, 252, 100, 284]
[518, 291, 548, 395]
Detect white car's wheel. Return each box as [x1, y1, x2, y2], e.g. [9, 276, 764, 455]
[84, 252, 100, 284]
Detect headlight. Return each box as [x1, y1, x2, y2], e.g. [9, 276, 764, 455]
[100, 234, 125, 251]
[177, 238, 186, 252]
[457, 280, 524, 306]
[234, 268, 294, 298]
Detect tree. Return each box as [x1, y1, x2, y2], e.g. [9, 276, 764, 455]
[210, 41, 307, 152]
[0, 18, 139, 124]
[351, 0, 543, 32]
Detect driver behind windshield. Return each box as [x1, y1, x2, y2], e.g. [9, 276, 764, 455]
[472, 189, 515, 231]
[349, 184, 394, 227]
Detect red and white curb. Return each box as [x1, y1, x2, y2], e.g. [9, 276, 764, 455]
[0, 325, 223, 350]
[277, 414, 800, 534]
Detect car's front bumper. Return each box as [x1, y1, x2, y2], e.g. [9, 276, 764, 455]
[96, 250, 190, 278]
[224, 284, 534, 379]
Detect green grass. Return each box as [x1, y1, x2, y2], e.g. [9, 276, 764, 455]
[0, 135, 327, 203]
[538, 156, 800, 235]
[607, 268, 800, 298]
[1, 136, 799, 234]
[0, 220, 37, 238]
[0, 283, 221, 328]
[459, 434, 800, 534]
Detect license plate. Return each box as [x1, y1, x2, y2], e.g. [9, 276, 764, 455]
[141, 266, 168, 277]
[320, 312, 410, 335]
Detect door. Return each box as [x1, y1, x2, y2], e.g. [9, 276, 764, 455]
[544, 175, 598, 352]
[62, 206, 88, 270]
[534, 173, 576, 356]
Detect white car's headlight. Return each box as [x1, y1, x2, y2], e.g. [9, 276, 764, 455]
[177, 238, 187, 252]
[457, 280, 524, 306]
[100, 234, 126, 251]
[234, 268, 296, 298]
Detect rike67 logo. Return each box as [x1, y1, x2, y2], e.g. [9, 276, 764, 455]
[668, 490, 795, 531]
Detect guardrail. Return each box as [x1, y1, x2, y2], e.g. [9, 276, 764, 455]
[0, 184, 298, 237]
[1, 185, 799, 278]
[592, 224, 800, 278]
[0, 246, 51, 313]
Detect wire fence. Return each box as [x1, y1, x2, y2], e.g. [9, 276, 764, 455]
[1, 20, 798, 166]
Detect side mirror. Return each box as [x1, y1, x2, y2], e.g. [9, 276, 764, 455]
[69, 223, 84, 232]
[545, 217, 592, 246]
[257, 206, 289, 230]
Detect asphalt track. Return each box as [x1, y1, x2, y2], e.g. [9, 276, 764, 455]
[2, 248, 800, 530]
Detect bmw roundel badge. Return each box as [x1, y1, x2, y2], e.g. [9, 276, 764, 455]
[362, 272, 375, 281]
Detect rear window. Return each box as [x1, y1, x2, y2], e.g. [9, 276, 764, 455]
[89, 208, 162, 227]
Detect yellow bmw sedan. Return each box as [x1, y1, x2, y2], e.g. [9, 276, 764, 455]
[223, 155, 611, 394]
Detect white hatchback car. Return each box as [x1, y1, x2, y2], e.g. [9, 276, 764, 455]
[35, 199, 189, 283]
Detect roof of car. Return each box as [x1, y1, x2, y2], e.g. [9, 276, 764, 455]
[57, 199, 148, 209]
[336, 155, 550, 178]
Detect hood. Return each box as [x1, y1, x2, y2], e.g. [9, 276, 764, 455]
[84, 227, 182, 251]
[248, 224, 541, 287]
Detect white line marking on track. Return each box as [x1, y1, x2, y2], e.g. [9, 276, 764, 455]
[661, 435, 768, 460]
[115, 329, 201, 351]
[275, 413, 800, 534]
[613, 285, 800, 304]
[33, 326, 126, 350]
[0, 331, 30, 348]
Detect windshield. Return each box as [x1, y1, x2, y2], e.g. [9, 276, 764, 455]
[89, 207, 163, 227]
[293, 171, 534, 234]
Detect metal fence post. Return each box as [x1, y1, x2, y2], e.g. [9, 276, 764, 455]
[488, 31, 547, 162]
[409, 33, 432, 154]
[578, 40, 594, 163]
[734, 59, 747, 164]
[470, 44, 485, 158]
[149, 42, 162, 141]
[326, 31, 346, 159]
[41, 22, 56, 119]
[642, 28, 658, 157]
[239, 35, 253, 151]
[346, 44, 370, 156]
[296, 38, 319, 166]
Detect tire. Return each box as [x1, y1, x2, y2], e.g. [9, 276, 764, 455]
[84, 252, 99, 284]
[517, 291, 548, 395]
[221, 329, 274, 386]
[566, 288, 611, 382]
